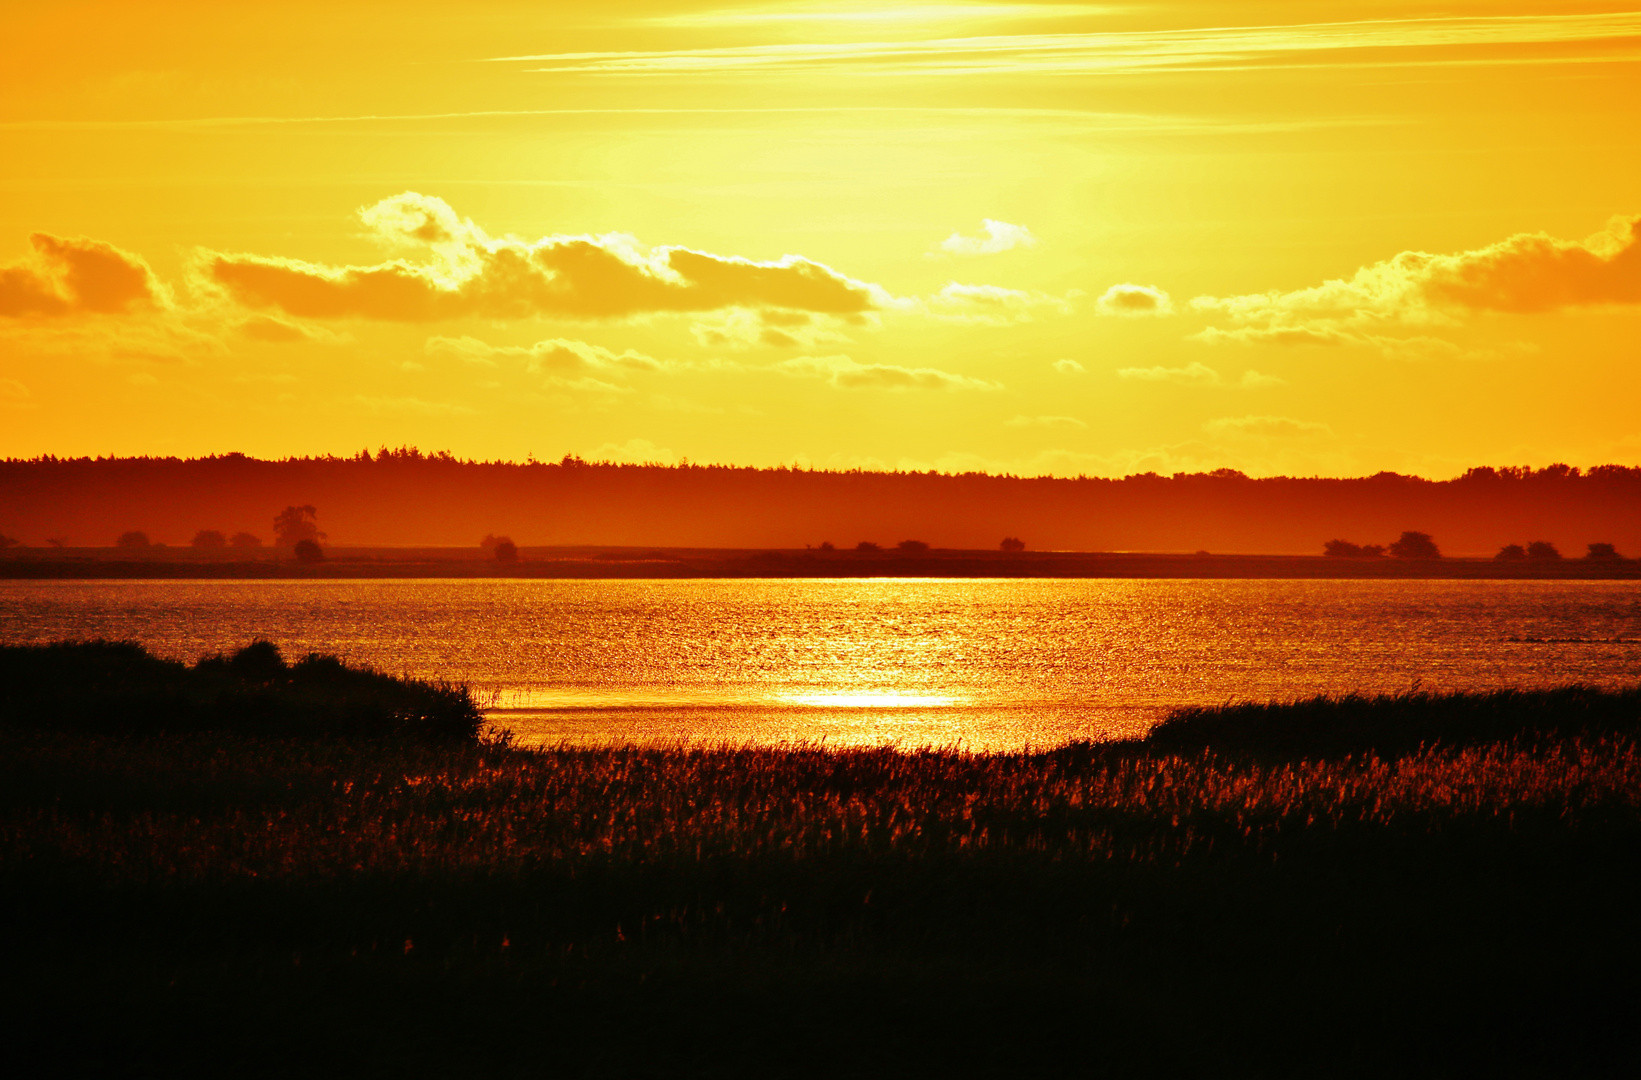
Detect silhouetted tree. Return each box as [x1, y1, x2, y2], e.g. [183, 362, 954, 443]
[293, 539, 325, 564]
[1526, 540, 1561, 561]
[0, 533, 17, 549]
[855, 541, 881, 552]
[1000, 537, 1026, 552]
[1389, 531, 1440, 559]
[191, 529, 226, 549]
[480, 534, 520, 561]
[230, 532, 262, 548]
[1585, 542, 1620, 560]
[116, 530, 150, 549]
[1495, 544, 1527, 561]
[274, 505, 325, 547]
[818, 541, 835, 552]
[897, 540, 930, 553]
[1323, 539, 1363, 558]
[1361, 544, 1387, 558]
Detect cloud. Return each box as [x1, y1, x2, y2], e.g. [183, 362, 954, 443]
[1203, 415, 1332, 439]
[1053, 358, 1085, 374]
[1116, 361, 1284, 388]
[1006, 414, 1086, 429]
[426, 334, 664, 374]
[0, 377, 36, 410]
[236, 314, 344, 344]
[498, 13, 1641, 77]
[775, 354, 1000, 391]
[592, 438, 677, 465]
[1, 234, 166, 318]
[916, 281, 1073, 324]
[1097, 283, 1171, 316]
[1118, 361, 1220, 384]
[204, 192, 884, 323]
[936, 219, 1037, 257]
[1191, 214, 1641, 347]
[689, 308, 850, 350]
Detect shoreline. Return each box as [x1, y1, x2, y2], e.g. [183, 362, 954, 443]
[4, 549, 1640, 580]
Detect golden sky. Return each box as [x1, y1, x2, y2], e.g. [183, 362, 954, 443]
[3, 0, 1639, 477]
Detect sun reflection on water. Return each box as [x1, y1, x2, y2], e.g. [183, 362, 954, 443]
[776, 692, 963, 708]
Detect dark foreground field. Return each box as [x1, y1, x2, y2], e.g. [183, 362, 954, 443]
[2, 644, 1639, 1078]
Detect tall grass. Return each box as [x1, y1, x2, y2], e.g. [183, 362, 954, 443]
[2, 646, 1640, 1076]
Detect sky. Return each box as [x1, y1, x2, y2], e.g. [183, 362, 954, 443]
[2, 0, 1638, 478]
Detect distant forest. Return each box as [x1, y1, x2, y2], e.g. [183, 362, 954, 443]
[2, 451, 1639, 556]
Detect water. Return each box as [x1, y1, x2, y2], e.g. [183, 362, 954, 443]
[3, 578, 1639, 750]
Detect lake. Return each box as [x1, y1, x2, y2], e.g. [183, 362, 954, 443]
[3, 578, 1639, 749]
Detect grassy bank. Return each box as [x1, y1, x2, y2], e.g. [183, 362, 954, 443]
[2, 645, 1639, 1076]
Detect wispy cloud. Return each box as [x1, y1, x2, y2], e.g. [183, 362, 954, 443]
[426, 334, 667, 373]
[592, 438, 677, 464]
[1204, 415, 1332, 439]
[1117, 362, 1283, 388]
[934, 219, 1037, 257]
[1006, 414, 1085, 429]
[775, 354, 1000, 391]
[912, 282, 1073, 323]
[493, 13, 1641, 78]
[642, 4, 1113, 30]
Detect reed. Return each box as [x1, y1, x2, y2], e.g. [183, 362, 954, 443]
[2, 643, 1639, 1076]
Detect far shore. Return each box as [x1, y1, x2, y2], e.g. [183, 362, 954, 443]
[2, 547, 1638, 579]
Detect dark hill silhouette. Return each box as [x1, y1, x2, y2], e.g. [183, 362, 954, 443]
[0, 452, 1638, 556]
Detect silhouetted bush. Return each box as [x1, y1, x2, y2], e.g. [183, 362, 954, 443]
[479, 534, 519, 562]
[1389, 530, 1440, 559]
[0, 640, 483, 741]
[855, 541, 880, 552]
[293, 539, 324, 564]
[229, 531, 261, 548]
[1495, 544, 1527, 561]
[818, 541, 835, 552]
[1586, 542, 1621, 560]
[897, 540, 930, 554]
[0, 533, 17, 549]
[191, 529, 226, 548]
[1325, 539, 1387, 558]
[116, 530, 150, 549]
[1527, 540, 1561, 561]
[1000, 536, 1025, 552]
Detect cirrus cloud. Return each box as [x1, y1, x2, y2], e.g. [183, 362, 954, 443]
[774, 354, 1000, 391]
[1204, 415, 1332, 439]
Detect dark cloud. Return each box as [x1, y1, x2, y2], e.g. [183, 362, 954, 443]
[0, 234, 164, 318]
